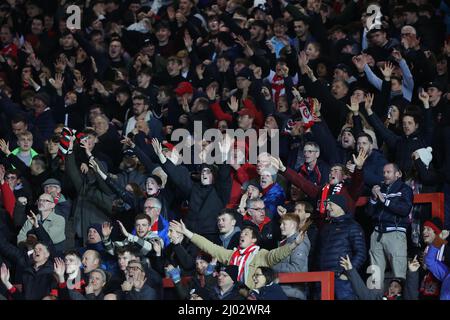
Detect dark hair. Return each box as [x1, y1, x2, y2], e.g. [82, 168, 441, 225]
[64, 249, 81, 259]
[31, 154, 46, 167]
[138, 67, 152, 77]
[296, 201, 314, 214]
[356, 132, 373, 144]
[135, 213, 151, 224]
[218, 209, 237, 221]
[11, 113, 28, 125]
[82, 128, 98, 137]
[132, 94, 150, 106]
[258, 267, 277, 285]
[242, 225, 262, 245]
[115, 245, 139, 257]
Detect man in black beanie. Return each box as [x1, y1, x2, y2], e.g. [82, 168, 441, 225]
[213, 265, 244, 300]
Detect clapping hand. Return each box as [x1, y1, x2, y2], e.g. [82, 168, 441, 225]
[339, 255, 353, 271]
[54, 257, 66, 283]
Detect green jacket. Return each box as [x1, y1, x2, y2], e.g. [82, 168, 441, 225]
[10, 148, 39, 166]
[191, 234, 296, 289]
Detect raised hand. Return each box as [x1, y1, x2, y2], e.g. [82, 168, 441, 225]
[352, 55, 366, 72]
[293, 230, 306, 246]
[408, 255, 420, 272]
[0, 139, 11, 156]
[391, 49, 402, 62]
[151, 138, 167, 164]
[150, 238, 162, 256]
[121, 280, 133, 292]
[120, 136, 135, 149]
[440, 230, 449, 240]
[169, 219, 192, 238]
[261, 86, 271, 100]
[352, 148, 368, 169]
[132, 271, 147, 290]
[195, 64, 205, 79]
[183, 30, 193, 50]
[277, 205, 287, 217]
[80, 163, 89, 174]
[228, 96, 239, 113]
[346, 95, 360, 115]
[380, 61, 394, 80]
[418, 88, 430, 108]
[101, 221, 113, 239]
[339, 255, 353, 271]
[364, 93, 374, 115]
[298, 51, 309, 69]
[54, 257, 66, 282]
[74, 73, 86, 91]
[49, 73, 64, 95]
[28, 210, 39, 228]
[116, 220, 129, 237]
[0, 263, 12, 289]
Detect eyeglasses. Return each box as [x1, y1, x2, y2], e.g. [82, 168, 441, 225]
[252, 273, 264, 278]
[37, 199, 53, 204]
[303, 149, 318, 153]
[126, 266, 143, 272]
[144, 206, 158, 210]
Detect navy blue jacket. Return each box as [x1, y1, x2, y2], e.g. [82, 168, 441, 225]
[317, 213, 366, 274]
[250, 282, 288, 300]
[362, 149, 388, 188]
[368, 108, 433, 174]
[366, 179, 413, 232]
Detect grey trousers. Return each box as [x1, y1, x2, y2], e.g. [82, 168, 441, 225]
[369, 230, 407, 288]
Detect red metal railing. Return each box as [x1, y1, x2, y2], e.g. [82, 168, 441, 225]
[356, 193, 445, 223]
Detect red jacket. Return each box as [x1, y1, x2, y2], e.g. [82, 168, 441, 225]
[227, 163, 258, 208]
[210, 98, 264, 129]
[1, 182, 15, 219]
[282, 167, 364, 215]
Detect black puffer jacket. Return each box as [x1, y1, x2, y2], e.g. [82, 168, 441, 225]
[161, 160, 231, 240]
[317, 213, 366, 274]
[368, 108, 433, 175]
[0, 226, 57, 300]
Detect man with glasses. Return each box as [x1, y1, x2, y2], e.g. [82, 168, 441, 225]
[299, 142, 330, 186]
[17, 193, 65, 252]
[119, 260, 158, 300]
[244, 199, 275, 250]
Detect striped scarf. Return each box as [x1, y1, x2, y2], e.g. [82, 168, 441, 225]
[319, 183, 344, 216]
[229, 244, 260, 282]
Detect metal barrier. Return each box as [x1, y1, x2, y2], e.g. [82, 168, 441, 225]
[278, 271, 335, 300]
[356, 192, 445, 223]
[163, 271, 335, 300]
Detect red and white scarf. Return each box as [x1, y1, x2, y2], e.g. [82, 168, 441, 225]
[229, 244, 260, 282]
[270, 74, 285, 106]
[299, 98, 315, 129]
[319, 183, 344, 216]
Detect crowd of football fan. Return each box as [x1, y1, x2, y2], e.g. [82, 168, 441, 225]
[0, 0, 449, 300]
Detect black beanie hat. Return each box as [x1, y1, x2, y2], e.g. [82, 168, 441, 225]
[327, 194, 348, 212]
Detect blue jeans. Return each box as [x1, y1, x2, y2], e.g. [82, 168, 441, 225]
[334, 277, 356, 300]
